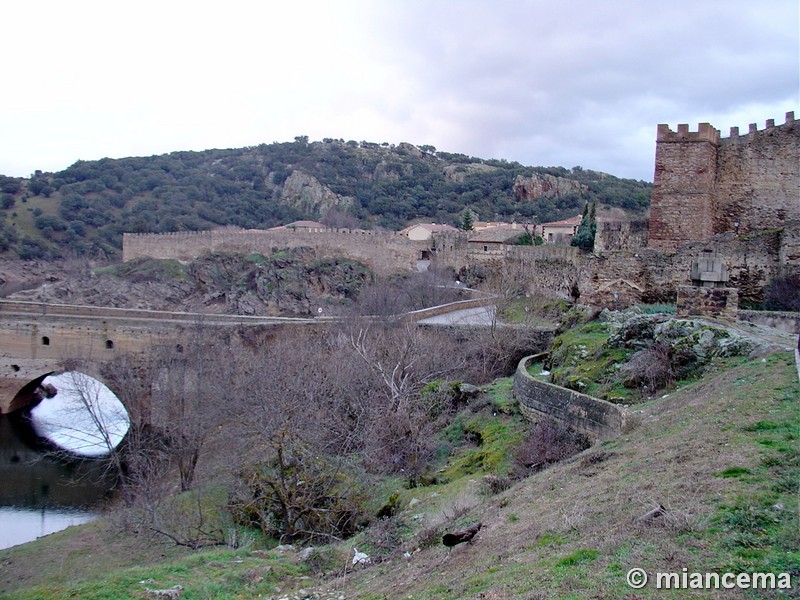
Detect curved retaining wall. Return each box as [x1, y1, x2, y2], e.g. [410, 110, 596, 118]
[513, 355, 626, 442]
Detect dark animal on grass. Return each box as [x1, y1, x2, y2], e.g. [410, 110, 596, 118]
[442, 522, 482, 549]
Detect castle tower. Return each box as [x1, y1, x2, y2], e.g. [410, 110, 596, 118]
[647, 123, 720, 252]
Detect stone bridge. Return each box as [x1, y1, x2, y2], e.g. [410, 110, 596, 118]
[0, 300, 317, 415]
[0, 296, 551, 419]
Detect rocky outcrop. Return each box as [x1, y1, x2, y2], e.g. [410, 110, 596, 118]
[279, 171, 354, 216]
[9, 252, 373, 317]
[442, 163, 498, 183]
[513, 174, 587, 201]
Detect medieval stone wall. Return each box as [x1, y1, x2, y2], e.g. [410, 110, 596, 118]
[594, 219, 650, 252]
[648, 113, 799, 252]
[648, 123, 719, 251]
[577, 229, 786, 308]
[714, 119, 800, 237]
[123, 228, 428, 276]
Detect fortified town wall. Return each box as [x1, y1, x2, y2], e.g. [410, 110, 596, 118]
[122, 113, 797, 312]
[123, 228, 428, 276]
[648, 112, 799, 252]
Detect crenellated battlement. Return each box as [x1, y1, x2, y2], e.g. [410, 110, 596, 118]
[724, 111, 796, 140]
[657, 112, 797, 145]
[657, 122, 720, 144]
[649, 111, 799, 252]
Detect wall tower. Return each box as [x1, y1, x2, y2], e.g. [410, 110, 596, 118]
[647, 123, 720, 252]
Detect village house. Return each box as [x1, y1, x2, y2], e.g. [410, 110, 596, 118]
[540, 215, 582, 244]
[400, 223, 458, 241]
[467, 224, 527, 259]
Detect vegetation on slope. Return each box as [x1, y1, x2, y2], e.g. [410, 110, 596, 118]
[0, 312, 795, 599]
[0, 140, 652, 259]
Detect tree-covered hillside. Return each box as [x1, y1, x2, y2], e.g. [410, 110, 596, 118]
[0, 139, 651, 259]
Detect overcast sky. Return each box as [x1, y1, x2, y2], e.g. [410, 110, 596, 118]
[1, 0, 797, 181]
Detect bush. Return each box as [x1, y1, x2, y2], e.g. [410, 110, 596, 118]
[228, 434, 367, 543]
[513, 418, 589, 477]
[619, 340, 675, 391]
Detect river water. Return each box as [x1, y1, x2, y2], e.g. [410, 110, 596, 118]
[0, 372, 129, 550]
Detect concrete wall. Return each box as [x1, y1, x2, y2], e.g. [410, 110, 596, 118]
[513, 355, 626, 442]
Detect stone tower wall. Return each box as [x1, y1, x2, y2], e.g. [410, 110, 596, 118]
[714, 118, 800, 237]
[648, 113, 799, 252]
[648, 123, 720, 251]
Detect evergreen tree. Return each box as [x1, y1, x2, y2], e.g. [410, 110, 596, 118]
[571, 202, 596, 251]
[460, 208, 476, 231]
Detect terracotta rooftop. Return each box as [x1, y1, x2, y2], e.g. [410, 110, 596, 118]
[468, 226, 526, 243]
[541, 215, 583, 227]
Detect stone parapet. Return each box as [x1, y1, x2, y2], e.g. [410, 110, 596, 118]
[738, 310, 800, 335]
[513, 355, 625, 442]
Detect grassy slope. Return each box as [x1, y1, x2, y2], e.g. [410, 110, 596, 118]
[0, 353, 797, 599]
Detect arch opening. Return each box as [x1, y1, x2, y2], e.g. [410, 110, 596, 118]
[9, 371, 130, 458]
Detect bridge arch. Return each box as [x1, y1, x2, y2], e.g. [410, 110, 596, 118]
[6, 369, 131, 457]
[6, 364, 115, 415]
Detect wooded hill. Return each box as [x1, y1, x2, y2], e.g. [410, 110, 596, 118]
[0, 139, 651, 259]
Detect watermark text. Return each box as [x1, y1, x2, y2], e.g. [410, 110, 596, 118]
[626, 568, 794, 590]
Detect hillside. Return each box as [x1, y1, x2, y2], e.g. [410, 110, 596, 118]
[0, 139, 651, 260]
[0, 316, 796, 599]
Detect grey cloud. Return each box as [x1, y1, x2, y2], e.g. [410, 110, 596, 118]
[370, 0, 799, 179]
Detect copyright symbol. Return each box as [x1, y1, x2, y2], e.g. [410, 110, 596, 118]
[627, 567, 648, 589]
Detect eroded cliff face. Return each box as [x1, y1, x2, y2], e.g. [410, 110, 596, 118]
[279, 171, 354, 216]
[513, 173, 588, 201]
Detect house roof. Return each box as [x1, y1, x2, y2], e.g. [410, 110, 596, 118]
[468, 226, 526, 243]
[473, 221, 513, 231]
[399, 223, 458, 235]
[541, 215, 583, 227]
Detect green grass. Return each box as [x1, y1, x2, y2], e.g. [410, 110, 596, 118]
[546, 320, 638, 401]
[499, 297, 568, 325]
[440, 408, 527, 481]
[7, 547, 311, 600]
[3, 338, 796, 600]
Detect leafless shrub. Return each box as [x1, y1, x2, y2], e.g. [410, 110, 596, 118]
[482, 475, 512, 495]
[227, 430, 368, 544]
[365, 516, 405, 557]
[620, 340, 675, 392]
[764, 273, 800, 311]
[513, 418, 589, 477]
[413, 523, 445, 549]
